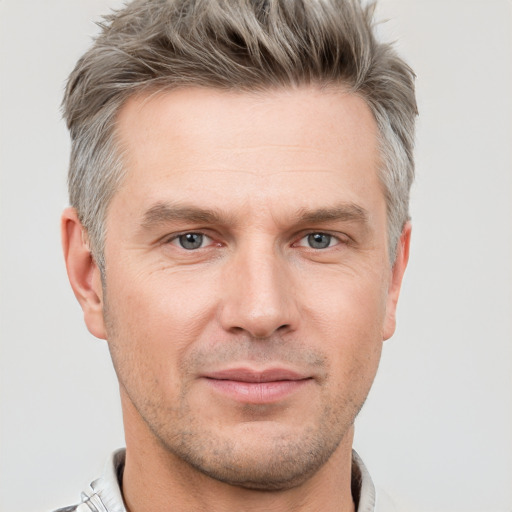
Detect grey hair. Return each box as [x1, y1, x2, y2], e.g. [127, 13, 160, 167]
[63, 0, 417, 272]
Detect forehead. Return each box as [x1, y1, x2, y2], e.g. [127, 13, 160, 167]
[113, 86, 381, 218]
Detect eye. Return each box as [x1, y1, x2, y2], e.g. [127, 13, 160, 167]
[171, 232, 212, 250]
[297, 232, 338, 249]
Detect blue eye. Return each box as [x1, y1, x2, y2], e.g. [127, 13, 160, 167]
[295, 232, 339, 249]
[176, 233, 206, 250]
[307, 233, 333, 249]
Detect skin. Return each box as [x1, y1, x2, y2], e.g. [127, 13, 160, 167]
[62, 86, 411, 512]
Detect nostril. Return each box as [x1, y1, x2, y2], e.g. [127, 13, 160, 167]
[246, 324, 292, 340]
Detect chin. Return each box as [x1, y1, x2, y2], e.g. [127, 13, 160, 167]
[159, 420, 347, 491]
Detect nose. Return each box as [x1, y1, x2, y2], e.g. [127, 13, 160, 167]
[219, 242, 299, 339]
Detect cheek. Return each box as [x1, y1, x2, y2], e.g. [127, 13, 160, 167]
[109, 265, 220, 334]
[301, 265, 389, 337]
[300, 268, 387, 380]
[103, 267, 221, 390]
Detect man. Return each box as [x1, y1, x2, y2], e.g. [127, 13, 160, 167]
[58, 0, 417, 510]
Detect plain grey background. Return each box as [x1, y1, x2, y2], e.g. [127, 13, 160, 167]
[1, 1, 511, 511]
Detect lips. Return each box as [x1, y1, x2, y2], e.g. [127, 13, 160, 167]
[201, 367, 312, 404]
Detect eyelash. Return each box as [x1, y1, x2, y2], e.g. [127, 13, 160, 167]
[167, 232, 215, 250]
[294, 232, 344, 250]
[165, 231, 347, 251]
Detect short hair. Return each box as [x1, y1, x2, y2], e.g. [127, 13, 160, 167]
[63, 0, 417, 272]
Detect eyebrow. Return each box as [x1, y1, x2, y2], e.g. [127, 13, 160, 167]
[140, 201, 369, 230]
[141, 202, 228, 229]
[295, 204, 369, 225]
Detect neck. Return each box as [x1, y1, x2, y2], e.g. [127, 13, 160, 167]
[121, 395, 356, 512]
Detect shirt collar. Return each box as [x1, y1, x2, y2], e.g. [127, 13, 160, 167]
[76, 449, 126, 512]
[351, 450, 377, 512]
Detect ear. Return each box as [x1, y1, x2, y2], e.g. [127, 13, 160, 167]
[382, 222, 411, 341]
[61, 207, 107, 340]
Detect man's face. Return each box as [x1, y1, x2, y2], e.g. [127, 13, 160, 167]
[87, 86, 408, 489]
